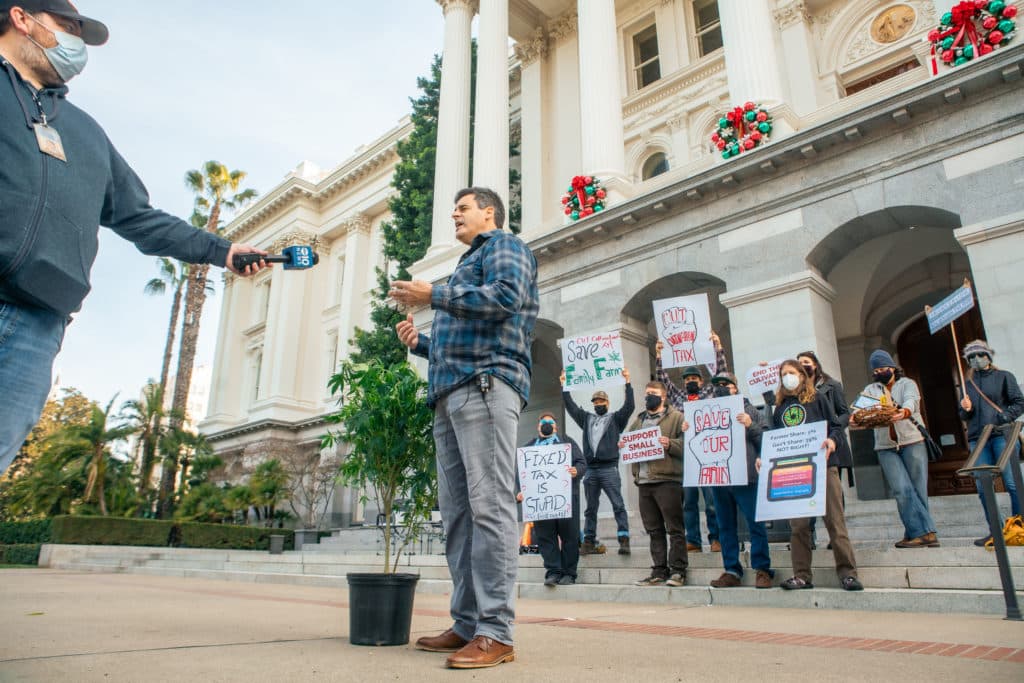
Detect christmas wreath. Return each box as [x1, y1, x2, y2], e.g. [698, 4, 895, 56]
[561, 176, 606, 221]
[711, 102, 773, 159]
[928, 1, 1017, 71]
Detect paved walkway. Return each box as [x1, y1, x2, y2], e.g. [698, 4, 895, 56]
[1, 569, 1021, 681]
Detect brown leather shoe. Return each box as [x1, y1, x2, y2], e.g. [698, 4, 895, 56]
[921, 532, 940, 547]
[755, 570, 773, 589]
[710, 572, 741, 587]
[686, 542, 702, 553]
[446, 636, 515, 669]
[710, 540, 722, 552]
[415, 628, 468, 653]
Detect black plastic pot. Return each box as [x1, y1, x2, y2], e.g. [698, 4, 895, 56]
[269, 534, 285, 554]
[347, 572, 419, 646]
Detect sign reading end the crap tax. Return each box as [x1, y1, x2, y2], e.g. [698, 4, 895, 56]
[517, 443, 573, 522]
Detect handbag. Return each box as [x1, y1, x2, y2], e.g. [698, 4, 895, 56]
[985, 515, 1024, 549]
[906, 415, 943, 462]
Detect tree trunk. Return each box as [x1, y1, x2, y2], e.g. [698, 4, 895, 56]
[157, 282, 183, 406]
[137, 426, 157, 498]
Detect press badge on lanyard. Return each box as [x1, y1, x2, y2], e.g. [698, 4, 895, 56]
[34, 121, 67, 162]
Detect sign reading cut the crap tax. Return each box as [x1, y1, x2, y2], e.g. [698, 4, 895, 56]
[561, 331, 626, 391]
[652, 294, 716, 370]
[618, 426, 665, 464]
[517, 443, 573, 522]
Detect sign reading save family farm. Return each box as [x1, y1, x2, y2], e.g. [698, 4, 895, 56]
[561, 331, 626, 391]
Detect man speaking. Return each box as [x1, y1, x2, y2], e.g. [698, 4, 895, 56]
[0, 1, 267, 473]
[391, 187, 538, 669]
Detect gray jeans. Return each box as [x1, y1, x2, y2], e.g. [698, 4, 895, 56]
[433, 376, 521, 645]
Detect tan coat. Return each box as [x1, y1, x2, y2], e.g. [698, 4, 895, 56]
[627, 406, 685, 484]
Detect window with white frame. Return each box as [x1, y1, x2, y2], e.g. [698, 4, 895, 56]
[642, 152, 670, 180]
[693, 0, 722, 57]
[631, 24, 661, 90]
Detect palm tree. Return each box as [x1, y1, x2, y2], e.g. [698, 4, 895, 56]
[145, 257, 187, 403]
[160, 428, 214, 504]
[158, 161, 257, 518]
[121, 382, 168, 503]
[54, 397, 135, 516]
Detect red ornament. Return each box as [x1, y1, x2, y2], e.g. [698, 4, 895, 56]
[743, 139, 755, 150]
[941, 49, 955, 61]
[1004, 5, 1018, 19]
[743, 101, 755, 111]
[979, 42, 994, 54]
[750, 131, 762, 142]
[561, 195, 569, 204]
[983, 15, 998, 28]
[716, 140, 726, 150]
[975, 0, 988, 9]
[711, 133, 720, 142]
[748, 122, 758, 132]
[582, 207, 593, 216]
[989, 30, 1004, 43]
[586, 196, 596, 206]
[595, 189, 606, 199]
[928, 28, 941, 41]
[756, 111, 768, 122]
[584, 176, 593, 185]
[564, 206, 572, 215]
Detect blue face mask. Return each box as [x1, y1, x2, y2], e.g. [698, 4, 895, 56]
[27, 14, 89, 83]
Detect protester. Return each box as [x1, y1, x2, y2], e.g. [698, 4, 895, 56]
[619, 381, 687, 586]
[701, 373, 774, 589]
[854, 349, 938, 548]
[562, 369, 634, 555]
[517, 413, 586, 586]
[0, 1, 267, 474]
[771, 360, 862, 591]
[655, 337, 725, 552]
[957, 340, 1024, 546]
[393, 186, 538, 669]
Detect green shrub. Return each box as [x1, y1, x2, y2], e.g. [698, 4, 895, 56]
[0, 543, 42, 565]
[0, 519, 52, 544]
[177, 522, 295, 551]
[50, 515, 173, 547]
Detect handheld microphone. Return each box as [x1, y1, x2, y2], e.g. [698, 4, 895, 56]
[233, 245, 320, 272]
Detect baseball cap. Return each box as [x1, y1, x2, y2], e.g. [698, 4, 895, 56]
[591, 390, 609, 402]
[711, 372, 738, 386]
[680, 366, 702, 379]
[2, 1, 109, 45]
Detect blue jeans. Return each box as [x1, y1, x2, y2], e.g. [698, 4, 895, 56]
[583, 465, 630, 541]
[712, 483, 771, 577]
[970, 433, 1022, 519]
[877, 443, 936, 539]
[683, 486, 719, 545]
[0, 302, 67, 474]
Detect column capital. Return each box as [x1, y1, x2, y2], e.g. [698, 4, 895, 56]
[222, 271, 237, 286]
[436, 0, 478, 16]
[548, 6, 577, 43]
[514, 27, 548, 66]
[271, 226, 327, 254]
[341, 213, 372, 237]
[719, 270, 837, 309]
[772, 0, 808, 30]
[954, 210, 1024, 247]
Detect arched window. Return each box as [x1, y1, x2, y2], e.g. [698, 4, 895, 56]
[642, 152, 670, 180]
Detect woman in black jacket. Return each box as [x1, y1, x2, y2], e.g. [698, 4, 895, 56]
[958, 340, 1024, 545]
[773, 360, 862, 592]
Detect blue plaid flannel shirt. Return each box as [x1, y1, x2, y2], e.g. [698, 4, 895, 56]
[412, 230, 539, 407]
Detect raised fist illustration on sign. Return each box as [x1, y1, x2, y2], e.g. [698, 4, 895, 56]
[687, 403, 733, 485]
[661, 307, 698, 365]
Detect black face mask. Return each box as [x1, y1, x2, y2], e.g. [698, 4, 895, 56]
[593, 405, 608, 416]
[645, 394, 663, 411]
[713, 385, 732, 398]
[801, 364, 815, 379]
[539, 423, 554, 437]
[684, 381, 700, 395]
[874, 369, 893, 384]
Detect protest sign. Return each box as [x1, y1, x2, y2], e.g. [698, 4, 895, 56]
[618, 426, 665, 464]
[745, 359, 784, 396]
[925, 281, 974, 335]
[517, 443, 573, 522]
[755, 421, 828, 522]
[653, 294, 715, 370]
[561, 331, 626, 390]
[682, 395, 747, 486]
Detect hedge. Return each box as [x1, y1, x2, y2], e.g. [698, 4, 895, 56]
[51, 515, 175, 547]
[0, 543, 42, 565]
[0, 519, 52, 544]
[177, 521, 295, 551]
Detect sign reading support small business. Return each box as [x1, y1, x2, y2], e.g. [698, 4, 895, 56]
[618, 426, 665, 464]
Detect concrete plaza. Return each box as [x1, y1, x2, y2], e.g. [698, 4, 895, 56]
[1, 568, 1021, 681]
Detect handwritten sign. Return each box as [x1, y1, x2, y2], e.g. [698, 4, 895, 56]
[517, 443, 573, 522]
[619, 426, 665, 464]
[755, 421, 827, 521]
[653, 294, 715, 370]
[561, 331, 625, 390]
[925, 282, 974, 334]
[682, 395, 747, 487]
[745, 359, 784, 396]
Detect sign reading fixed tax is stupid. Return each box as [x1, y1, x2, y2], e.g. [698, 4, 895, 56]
[682, 395, 747, 487]
[653, 294, 716, 370]
[517, 443, 573, 522]
[561, 331, 626, 390]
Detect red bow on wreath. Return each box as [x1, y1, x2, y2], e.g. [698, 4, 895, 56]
[571, 175, 588, 212]
[725, 107, 745, 132]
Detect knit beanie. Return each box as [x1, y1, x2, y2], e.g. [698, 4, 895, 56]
[869, 349, 896, 370]
[962, 339, 994, 359]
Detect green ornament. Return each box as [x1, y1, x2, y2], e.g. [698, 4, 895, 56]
[594, 204, 603, 212]
[941, 11, 952, 25]
[963, 44, 975, 58]
[941, 36, 954, 49]
[722, 150, 731, 159]
[954, 56, 967, 65]
[585, 185, 595, 195]
[758, 122, 771, 134]
[718, 117, 728, 128]
[571, 210, 580, 220]
[997, 19, 1014, 33]
[744, 110, 756, 122]
[989, 1, 1006, 15]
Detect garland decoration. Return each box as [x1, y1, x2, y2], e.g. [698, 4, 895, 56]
[928, 1, 1017, 73]
[561, 175, 606, 220]
[711, 102, 773, 159]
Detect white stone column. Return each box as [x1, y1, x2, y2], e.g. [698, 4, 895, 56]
[473, 0, 510, 214]
[336, 215, 372, 361]
[955, 211, 1024, 376]
[429, 0, 476, 254]
[772, 1, 818, 115]
[576, 0, 629, 197]
[514, 29, 546, 236]
[261, 265, 307, 403]
[718, 0, 786, 105]
[204, 273, 244, 426]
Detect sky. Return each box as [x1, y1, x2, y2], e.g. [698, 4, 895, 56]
[50, 1, 447, 410]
